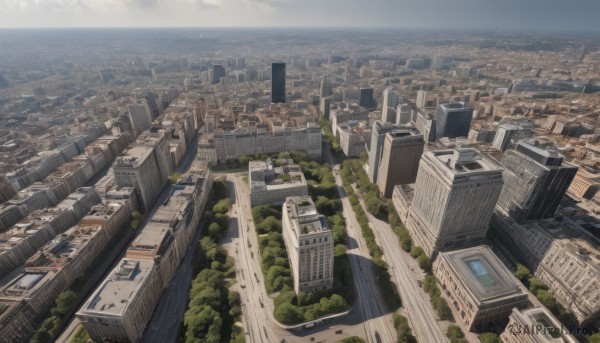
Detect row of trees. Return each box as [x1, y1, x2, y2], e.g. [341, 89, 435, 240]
[251, 205, 294, 294]
[422, 276, 453, 320]
[183, 178, 245, 343]
[31, 212, 141, 343]
[318, 117, 343, 157]
[299, 160, 338, 199]
[341, 159, 388, 219]
[393, 313, 417, 343]
[513, 263, 579, 325]
[339, 162, 402, 311]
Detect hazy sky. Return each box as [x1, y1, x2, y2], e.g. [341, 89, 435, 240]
[0, 0, 598, 31]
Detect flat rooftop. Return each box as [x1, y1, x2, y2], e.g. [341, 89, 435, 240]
[0, 268, 58, 300]
[80, 259, 154, 316]
[285, 196, 329, 235]
[428, 148, 502, 176]
[114, 146, 154, 168]
[442, 245, 525, 302]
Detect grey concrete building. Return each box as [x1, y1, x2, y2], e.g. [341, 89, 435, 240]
[249, 160, 308, 207]
[376, 129, 424, 198]
[78, 172, 212, 343]
[381, 87, 399, 124]
[282, 196, 333, 294]
[211, 123, 322, 163]
[128, 103, 153, 136]
[496, 138, 578, 222]
[434, 245, 528, 332]
[367, 121, 396, 183]
[491, 121, 533, 151]
[492, 215, 600, 325]
[435, 102, 473, 140]
[405, 148, 504, 257]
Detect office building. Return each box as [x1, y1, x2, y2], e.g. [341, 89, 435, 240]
[367, 121, 396, 183]
[249, 159, 308, 207]
[78, 259, 160, 342]
[405, 148, 503, 257]
[320, 97, 332, 119]
[496, 138, 578, 222]
[491, 216, 600, 325]
[358, 87, 374, 109]
[381, 87, 400, 123]
[491, 121, 533, 151]
[435, 102, 473, 139]
[78, 174, 212, 343]
[113, 145, 167, 213]
[337, 121, 371, 158]
[212, 64, 225, 84]
[416, 90, 428, 109]
[320, 75, 332, 98]
[0, 174, 17, 204]
[376, 129, 424, 198]
[282, 196, 333, 294]
[127, 103, 152, 136]
[434, 245, 528, 332]
[396, 103, 412, 125]
[567, 168, 600, 200]
[206, 123, 322, 164]
[271, 62, 286, 103]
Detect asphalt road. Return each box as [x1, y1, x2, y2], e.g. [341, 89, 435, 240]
[325, 149, 397, 343]
[360, 197, 448, 343]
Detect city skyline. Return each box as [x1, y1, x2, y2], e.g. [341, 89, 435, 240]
[0, 0, 598, 32]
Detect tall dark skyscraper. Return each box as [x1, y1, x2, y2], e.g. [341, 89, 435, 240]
[359, 87, 375, 108]
[271, 62, 286, 103]
[496, 137, 578, 222]
[435, 102, 473, 139]
[212, 64, 225, 84]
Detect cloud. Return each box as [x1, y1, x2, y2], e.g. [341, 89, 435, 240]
[241, 0, 287, 10]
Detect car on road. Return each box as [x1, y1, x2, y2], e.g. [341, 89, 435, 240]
[240, 284, 246, 289]
[374, 331, 381, 343]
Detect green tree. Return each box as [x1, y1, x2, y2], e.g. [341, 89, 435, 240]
[212, 198, 230, 214]
[208, 222, 222, 240]
[528, 277, 548, 295]
[274, 303, 304, 324]
[50, 290, 76, 317]
[400, 234, 412, 252]
[417, 254, 432, 272]
[479, 332, 501, 343]
[341, 337, 367, 343]
[410, 246, 425, 258]
[514, 263, 531, 283]
[447, 325, 465, 340]
[589, 333, 600, 343]
[433, 296, 452, 320]
[537, 290, 559, 312]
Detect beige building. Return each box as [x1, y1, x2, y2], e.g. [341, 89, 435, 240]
[77, 259, 161, 342]
[566, 168, 600, 200]
[78, 171, 212, 342]
[211, 122, 322, 163]
[376, 129, 424, 198]
[492, 215, 600, 325]
[0, 196, 135, 343]
[434, 245, 528, 331]
[249, 160, 308, 207]
[405, 148, 504, 257]
[501, 307, 578, 343]
[282, 196, 333, 294]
